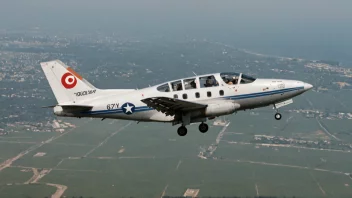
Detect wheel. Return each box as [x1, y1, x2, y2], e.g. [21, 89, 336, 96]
[275, 113, 282, 120]
[199, 123, 209, 133]
[177, 126, 187, 136]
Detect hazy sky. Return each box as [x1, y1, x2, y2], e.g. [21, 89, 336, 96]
[1, 0, 351, 61]
[1, 1, 351, 31]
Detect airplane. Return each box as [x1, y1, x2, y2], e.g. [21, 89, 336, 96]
[40, 60, 313, 136]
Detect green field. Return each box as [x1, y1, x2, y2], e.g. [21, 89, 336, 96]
[0, 184, 55, 198]
[0, 167, 33, 185]
[0, 142, 34, 160]
[1, 109, 352, 197]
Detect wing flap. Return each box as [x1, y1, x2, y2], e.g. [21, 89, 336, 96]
[141, 97, 207, 116]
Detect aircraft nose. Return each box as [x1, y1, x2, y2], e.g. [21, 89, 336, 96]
[304, 82, 313, 91]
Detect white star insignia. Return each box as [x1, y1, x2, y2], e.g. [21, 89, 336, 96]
[124, 103, 134, 114]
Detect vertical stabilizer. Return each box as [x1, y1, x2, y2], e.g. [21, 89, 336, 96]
[40, 60, 98, 104]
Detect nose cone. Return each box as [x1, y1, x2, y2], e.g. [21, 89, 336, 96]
[304, 82, 313, 91]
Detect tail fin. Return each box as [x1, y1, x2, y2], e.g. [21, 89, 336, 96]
[40, 60, 98, 104]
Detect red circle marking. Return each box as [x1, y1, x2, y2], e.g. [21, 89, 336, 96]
[61, 72, 77, 89]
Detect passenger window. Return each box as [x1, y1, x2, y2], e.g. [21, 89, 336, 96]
[207, 91, 212, 97]
[184, 78, 197, 90]
[220, 72, 240, 85]
[171, 80, 183, 91]
[199, 75, 218, 88]
[157, 83, 170, 92]
[173, 94, 178, 99]
[195, 92, 200, 98]
[219, 90, 224, 96]
[240, 74, 256, 84]
[183, 94, 188, 99]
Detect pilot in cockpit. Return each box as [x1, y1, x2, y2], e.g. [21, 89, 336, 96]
[222, 76, 236, 85]
[190, 80, 196, 88]
[205, 76, 218, 87]
[176, 83, 182, 91]
[228, 77, 238, 85]
[232, 76, 238, 84]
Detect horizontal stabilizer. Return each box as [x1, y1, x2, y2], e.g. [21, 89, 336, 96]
[51, 104, 93, 116]
[41, 105, 56, 108]
[59, 104, 93, 107]
[44, 104, 93, 112]
[59, 105, 93, 112]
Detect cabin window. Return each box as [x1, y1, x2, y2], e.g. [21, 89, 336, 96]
[183, 94, 188, 99]
[157, 83, 170, 92]
[171, 80, 183, 91]
[184, 78, 197, 90]
[195, 92, 200, 98]
[240, 74, 256, 84]
[199, 75, 218, 88]
[173, 94, 178, 99]
[207, 91, 212, 97]
[220, 72, 240, 85]
[219, 90, 224, 96]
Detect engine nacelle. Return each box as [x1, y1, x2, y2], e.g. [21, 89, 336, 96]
[204, 102, 239, 117]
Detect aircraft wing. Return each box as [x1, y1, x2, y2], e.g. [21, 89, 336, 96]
[141, 97, 207, 116]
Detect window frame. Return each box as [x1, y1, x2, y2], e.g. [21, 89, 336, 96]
[156, 83, 171, 92]
[183, 78, 197, 90]
[171, 80, 183, 92]
[199, 75, 219, 88]
[240, 74, 256, 84]
[220, 72, 240, 85]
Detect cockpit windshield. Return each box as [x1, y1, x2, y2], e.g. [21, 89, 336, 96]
[240, 74, 256, 84]
[220, 72, 240, 85]
[157, 83, 170, 92]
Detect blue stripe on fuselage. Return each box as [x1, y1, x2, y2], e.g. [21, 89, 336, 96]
[226, 86, 303, 100]
[81, 106, 152, 115]
[81, 86, 304, 115]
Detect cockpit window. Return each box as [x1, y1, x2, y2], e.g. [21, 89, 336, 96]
[220, 72, 240, 85]
[199, 75, 218, 88]
[157, 83, 170, 92]
[184, 78, 197, 90]
[171, 80, 183, 91]
[240, 74, 256, 84]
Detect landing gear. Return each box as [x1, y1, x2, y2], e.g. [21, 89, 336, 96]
[199, 123, 209, 133]
[273, 104, 282, 120]
[177, 126, 188, 136]
[275, 112, 282, 120]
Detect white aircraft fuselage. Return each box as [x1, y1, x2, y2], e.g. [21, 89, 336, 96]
[41, 60, 313, 136]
